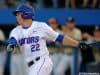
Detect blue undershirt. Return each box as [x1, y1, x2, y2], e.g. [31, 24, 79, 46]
[55, 34, 64, 43]
[8, 37, 17, 47]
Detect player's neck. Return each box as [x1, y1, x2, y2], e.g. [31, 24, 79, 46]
[22, 19, 33, 28]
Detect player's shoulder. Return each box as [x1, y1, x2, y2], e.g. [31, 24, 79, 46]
[33, 21, 47, 25]
[11, 25, 22, 33]
[33, 21, 49, 28]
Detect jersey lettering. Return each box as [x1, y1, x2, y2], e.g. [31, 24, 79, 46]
[18, 36, 39, 46]
[31, 43, 40, 52]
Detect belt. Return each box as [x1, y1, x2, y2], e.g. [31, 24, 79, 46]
[28, 57, 40, 67]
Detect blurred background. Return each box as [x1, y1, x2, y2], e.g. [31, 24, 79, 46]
[0, 0, 100, 75]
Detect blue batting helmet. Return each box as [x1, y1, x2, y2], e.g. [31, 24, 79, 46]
[13, 4, 34, 19]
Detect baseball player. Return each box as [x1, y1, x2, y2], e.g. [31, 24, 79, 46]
[7, 4, 88, 75]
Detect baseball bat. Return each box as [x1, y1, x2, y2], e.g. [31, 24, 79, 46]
[3, 50, 12, 75]
[87, 42, 100, 48]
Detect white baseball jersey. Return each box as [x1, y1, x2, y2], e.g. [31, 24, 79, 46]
[10, 21, 59, 62]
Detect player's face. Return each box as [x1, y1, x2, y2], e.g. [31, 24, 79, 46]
[16, 12, 24, 25]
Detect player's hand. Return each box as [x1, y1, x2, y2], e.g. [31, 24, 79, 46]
[7, 44, 14, 52]
[78, 42, 90, 50]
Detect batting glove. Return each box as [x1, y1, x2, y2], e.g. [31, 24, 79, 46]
[79, 42, 91, 49]
[7, 44, 14, 52]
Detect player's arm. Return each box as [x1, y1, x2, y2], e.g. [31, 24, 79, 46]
[7, 28, 18, 52]
[63, 35, 79, 47]
[44, 23, 88, 48]
[7, 37, 17, 52]
[55, 33, 90, 49]
[55, 34, 78, 47]
[43, 23, 78, 47]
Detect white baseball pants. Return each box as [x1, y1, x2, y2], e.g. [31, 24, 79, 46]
[28, 55, 53, 75]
